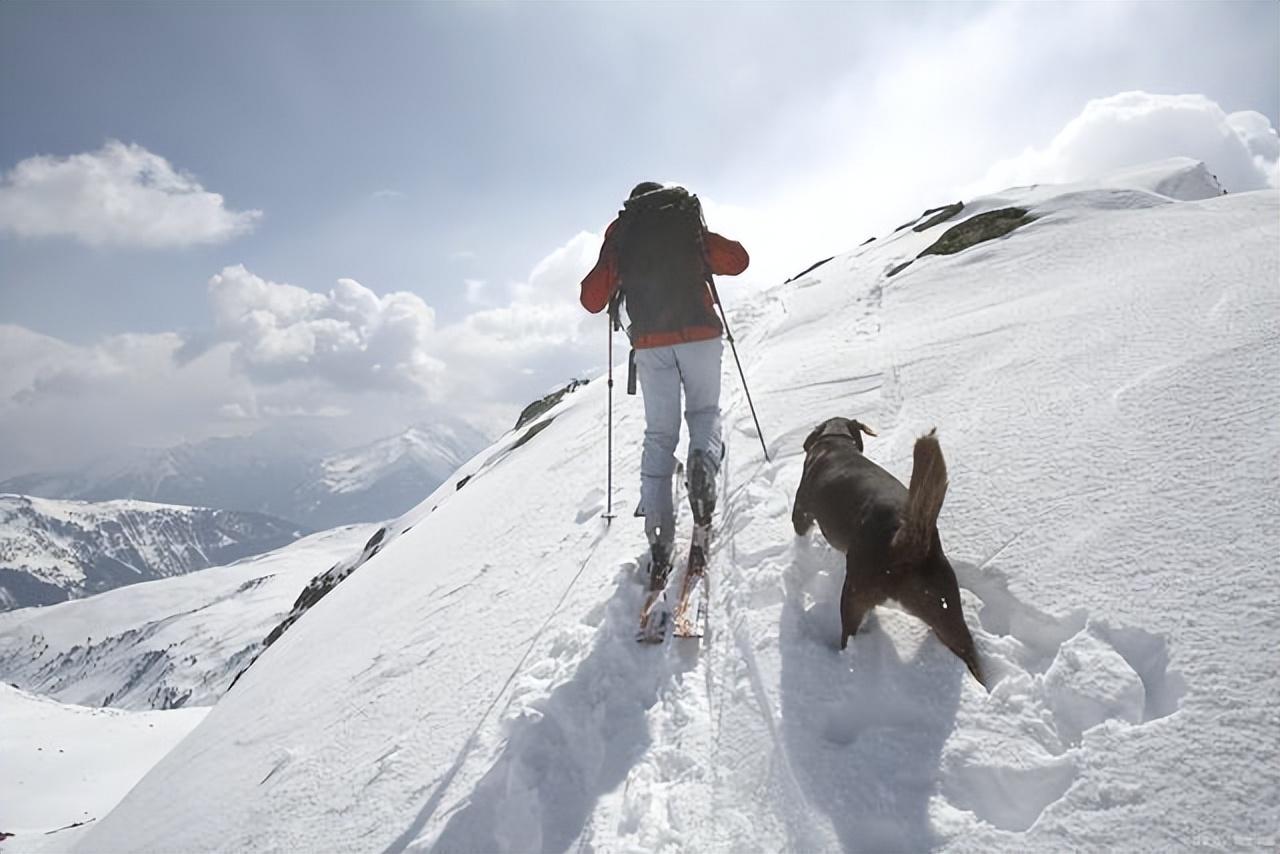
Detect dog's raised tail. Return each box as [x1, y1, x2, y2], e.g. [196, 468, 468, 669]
[892, 429, 948, 563]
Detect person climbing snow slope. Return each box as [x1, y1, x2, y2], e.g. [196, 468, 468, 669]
[579, 181, 749, 610]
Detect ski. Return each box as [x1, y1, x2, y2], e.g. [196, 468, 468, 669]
[636, 572, 671, 644]
[672, 521, 710, 638]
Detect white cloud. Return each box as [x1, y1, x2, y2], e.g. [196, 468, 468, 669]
[0, 319, 453, 479]
[371, 189, 407, 200]
[510, 230, 601, 305]
[430, 230, 606, 405]
[970, 92, 1280, 196]
[208, 265, 444, 394]
[0, 326, 253, 477]
[1226, 110, 1280, 189]
[0, 140, 261, 248]
[439, 231, 602, 362]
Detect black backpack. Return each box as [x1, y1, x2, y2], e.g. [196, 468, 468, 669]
[611, 186, 720, 340]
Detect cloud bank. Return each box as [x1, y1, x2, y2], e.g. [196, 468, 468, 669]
[209, 265, 443, 394]
[0, 225, 608, 477]
[0, 140, 261, 247]
[971, 92, 1280, 196]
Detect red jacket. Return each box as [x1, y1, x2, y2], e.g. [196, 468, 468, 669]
[580, 219, 749, 348]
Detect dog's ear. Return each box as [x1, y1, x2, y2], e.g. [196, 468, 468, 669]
[848, 419, 876, 452]
[803, 424, 824, 454]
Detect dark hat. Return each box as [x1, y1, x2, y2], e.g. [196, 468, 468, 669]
[629, 181, 664, 199]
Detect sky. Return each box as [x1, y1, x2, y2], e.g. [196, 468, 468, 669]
[0, 1, 1277, 478]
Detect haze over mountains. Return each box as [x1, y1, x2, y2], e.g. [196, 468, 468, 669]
[1, 420, 488, 531]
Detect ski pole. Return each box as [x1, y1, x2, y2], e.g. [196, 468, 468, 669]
[603, 294, 618, 523]
[708, 277, 770, 462]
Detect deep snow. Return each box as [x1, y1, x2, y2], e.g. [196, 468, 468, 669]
[0, 684, 206, 847]
[77, 161, 1280, 853]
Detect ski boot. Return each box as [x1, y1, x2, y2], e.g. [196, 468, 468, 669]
[687, 449, 718, 527]
[638, 536, 674, 643]
[647, 538, 673, 591]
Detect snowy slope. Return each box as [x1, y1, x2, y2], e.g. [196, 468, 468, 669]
[0, 684, 206, 847]
[82, 165, 1279, 853]
[0, 524, 374, 709]
[0, 495, 305, 610]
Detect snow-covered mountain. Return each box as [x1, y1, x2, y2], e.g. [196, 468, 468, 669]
[0, 495, 306, 611]
[73, 161, 1280, 853]
[0, 524, 374, 710]
[289, 424, 486, 528]
[0, 430, 324, 516]
[0, 421, 489, 530]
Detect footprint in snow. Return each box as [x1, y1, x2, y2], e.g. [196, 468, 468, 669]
[940, 560, 1187, 832]
[778, 538, 1186, 841]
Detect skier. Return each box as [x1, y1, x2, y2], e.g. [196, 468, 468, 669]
[580, 181, 749, 590]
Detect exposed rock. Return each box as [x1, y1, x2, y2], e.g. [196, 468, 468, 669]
[515, 380, 586, 430]
[785, 256, 835, 283]
[919, 207, 1036, 257]
[913, 202, 964, 232]
[887, 260, 914, 278]
[512, 418, 556, 451]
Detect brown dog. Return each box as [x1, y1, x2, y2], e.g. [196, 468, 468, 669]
[792, 417, 984, 685]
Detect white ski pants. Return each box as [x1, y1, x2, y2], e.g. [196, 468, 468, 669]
[634, 337, 723, 548]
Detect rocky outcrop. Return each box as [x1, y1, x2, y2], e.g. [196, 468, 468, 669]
[515, 379, 587, 431]
[888, 207, 1037, 278]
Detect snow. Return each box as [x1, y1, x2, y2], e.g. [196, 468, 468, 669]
[0, 524, 374, 709]
[0, 684, 206, 849]
[76, 164, 1280, 853]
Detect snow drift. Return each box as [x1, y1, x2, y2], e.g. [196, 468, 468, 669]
[81, 162, 1279, 853]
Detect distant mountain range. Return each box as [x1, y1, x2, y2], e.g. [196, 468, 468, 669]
[0, 421, 489, 531]
[0, 494, 306, 610]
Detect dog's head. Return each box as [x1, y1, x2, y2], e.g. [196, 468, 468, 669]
[803, 417, 877, 454]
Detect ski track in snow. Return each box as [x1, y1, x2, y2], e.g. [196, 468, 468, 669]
[78, 166, 1279, 854]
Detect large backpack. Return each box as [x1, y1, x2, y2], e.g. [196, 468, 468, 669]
[612, 186, 720, 339]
